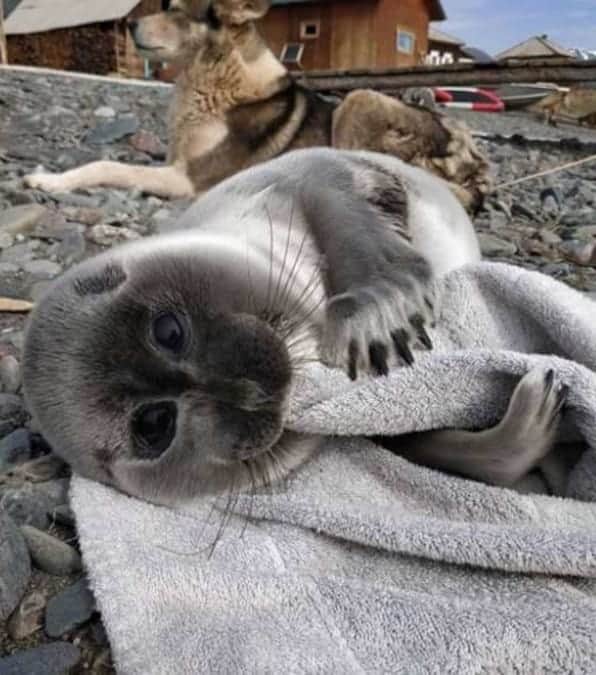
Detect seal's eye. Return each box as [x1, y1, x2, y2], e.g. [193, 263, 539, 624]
[153, 313, 185, 353]
[132, 402, 177, 459]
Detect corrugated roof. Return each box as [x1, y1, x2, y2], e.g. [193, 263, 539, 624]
[428, 26, 464, 46]
[495, 35, 573, 61]
[5, 0, 142, 35]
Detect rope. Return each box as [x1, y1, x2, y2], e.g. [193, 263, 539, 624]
[493, 153, 596, 191]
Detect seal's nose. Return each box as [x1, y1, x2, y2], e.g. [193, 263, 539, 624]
[127, 19, 139, 35]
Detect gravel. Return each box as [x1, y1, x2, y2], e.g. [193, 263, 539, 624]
[1, 67, 596, 673]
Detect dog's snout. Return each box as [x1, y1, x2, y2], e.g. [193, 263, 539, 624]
[127, 19, 139, 33]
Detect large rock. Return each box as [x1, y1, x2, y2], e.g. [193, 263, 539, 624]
[0, 642, 81, 675]
[0, 478, 69, 530]
[21, 524, 82, 575]
[0, 428, 32, 469]
[478, 232, 517, 257]
[0, 394, 28, 437]
[0, 205, 47, 235]
[45, 577, 96, 638]
[7, 589, 47, 640]
[0, 511, 31, 620]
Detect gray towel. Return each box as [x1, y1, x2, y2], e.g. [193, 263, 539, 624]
[71, 262, 596, 674]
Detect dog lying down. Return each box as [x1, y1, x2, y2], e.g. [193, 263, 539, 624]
[23, 148, 567, 507]
[25, 0, 491, 213]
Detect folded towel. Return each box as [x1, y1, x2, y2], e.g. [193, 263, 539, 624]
[71, 262, 596, 674]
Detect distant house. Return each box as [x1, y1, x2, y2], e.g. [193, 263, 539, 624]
[425, 26, 465, 64]
[4, 0, 162, 77]
[495, 35, 574, 62]
[258, 0, 446, 71]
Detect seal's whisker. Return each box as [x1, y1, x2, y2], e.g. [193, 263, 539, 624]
[281, 257, 324, 325]
[265, 204, 276, 316]
[209, 476, 236, 558]
[267, 198, 295, 319]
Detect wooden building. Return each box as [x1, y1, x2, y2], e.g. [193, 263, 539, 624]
[4, 0, 162, 77]
[495, 35, 573, 62]
[425, 26, 465, 65]
[0, 3, 6, 64]
[258, 0, 446, 71]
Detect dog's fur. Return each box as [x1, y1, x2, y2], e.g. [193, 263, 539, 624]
[25, 0, 491, 211]
[531, 87, 596, 127]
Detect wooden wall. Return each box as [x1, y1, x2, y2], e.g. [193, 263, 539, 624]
[258, 0, 431, 71]
[6, 0, 161, 77]
[7, 24, 118, 74]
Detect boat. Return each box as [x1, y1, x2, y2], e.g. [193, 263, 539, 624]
[433, 87, 505, 112]
[490, 83, 567, 110]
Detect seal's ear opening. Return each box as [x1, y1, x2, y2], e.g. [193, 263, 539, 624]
[73, 263, 127, 297]
[213, 0, 271, 25]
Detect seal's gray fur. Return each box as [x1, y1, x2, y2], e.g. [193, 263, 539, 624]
[23, 149, 564, 505]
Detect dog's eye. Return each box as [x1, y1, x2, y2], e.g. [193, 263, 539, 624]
[132, 402, 177, 459]
[152, 312, 185, 353]
[162, 0, 171, 10]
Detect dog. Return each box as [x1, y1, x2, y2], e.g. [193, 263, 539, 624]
[25, 0, 491, 212]
[532, 87, 596, 127]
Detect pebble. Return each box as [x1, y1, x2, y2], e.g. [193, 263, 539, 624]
[62, 206, 104, 226]
[7, 590, 47, 640]
[0, 262, 21, 275]
[88, 223, 141, 246]
[23, 259, 63, 279]
[49, 504, 76, 528]
[559, 240, 595, 266]
[0, 205, 48, 235]
[0, 428, 32, 469]
[0, 642, 81, 675]
[0, 511, 31, 620]
[478, 232, 518, 257]
[86, 114, 139, 145]
[573, 225, 596, 243]
[45, 578, 96, 638]
[0, 394, 28, 436]
[0, 355, 22, 393]
[1, 241, 39, 264]
[56, 229, 87, 264]
[94, 106, 116, 118]
[129, 129, 167, 158]
[21, 524, 83, 575]
[0, 232, 16, 249]
[1, 478, 69, 529]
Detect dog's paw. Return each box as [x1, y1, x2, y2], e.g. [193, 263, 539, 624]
[320, 276, 436, 380]
[485, 368, 568, 485]
[24, 172, 66, 193]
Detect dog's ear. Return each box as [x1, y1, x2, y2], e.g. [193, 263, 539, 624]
[214, 0, 270, 25]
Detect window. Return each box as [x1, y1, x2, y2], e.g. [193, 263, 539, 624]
[300, 20, 320, 40]
[280, 43, 305, 66]
[396, 29, 415, 55]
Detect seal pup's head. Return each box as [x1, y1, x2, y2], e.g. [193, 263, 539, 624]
[23, 234, 321, 506]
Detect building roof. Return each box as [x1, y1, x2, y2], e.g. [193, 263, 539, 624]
[5, 0, 142, 35]
[271, 0, 446, 21]
[3, 0, 22, 17]
[428, 26, 464, 46]
[495, 35, 573, 61]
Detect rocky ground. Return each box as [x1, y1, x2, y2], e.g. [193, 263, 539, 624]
[0, 67, 595, 674]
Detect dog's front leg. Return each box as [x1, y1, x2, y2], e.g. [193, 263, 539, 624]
[25, 162, 195, 199]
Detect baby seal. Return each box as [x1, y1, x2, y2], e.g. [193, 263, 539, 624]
[23, 148, 564, 505]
